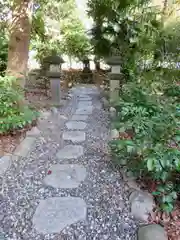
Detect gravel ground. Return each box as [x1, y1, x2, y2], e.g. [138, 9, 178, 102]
[0, 85, 139, 240]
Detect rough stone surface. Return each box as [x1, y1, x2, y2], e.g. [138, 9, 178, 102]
[110, 106, 116, 118]
[77, 103, 93, 109]
[43, 164, 87, 188]
[56, 145, 84, 159]
[78, 96, 92, 101]
[1, 85, 139, 240]
[26, 127, 40, 137]
[111, 129, 119, 139]
[41, 110, 51, 118]
[138, 224, 168, 240]
[102, 97, 109, 109]
[129, 191, 154, 222]
[0, 233, 5, 240]
[66, 121, 87, 130]
[0, 155, 11, 176]
[14, 137, 36, 157]
[63, 131, 86, 142]
[78, 101, 92, 106]
[94, 102, 102, 109]
[75, 106, 93, 115]
[33, 197, 87, 234]
[71, 115, 89, 121]
[51, 107, 58, 114]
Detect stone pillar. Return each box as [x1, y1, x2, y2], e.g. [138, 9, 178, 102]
[43, 54, 64, 106]
[106, 56, 122, 103]
[81, 58, 93, 84]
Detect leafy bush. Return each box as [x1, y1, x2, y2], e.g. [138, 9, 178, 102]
[164, 85, 180, 99]
[88, 0, 180, 214]
[0, 76, 39, 134]
[110, 83, 180, 212]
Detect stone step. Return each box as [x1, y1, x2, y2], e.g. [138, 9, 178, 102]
[43, 164, 87, 188]
[62, 131, 86, 143]
[71, 115, 89, 121]
[65, 121, 87, 130]
[33, 197, 87, 234]
[75, 107, 93, 115]
[56, 145, 84, 159]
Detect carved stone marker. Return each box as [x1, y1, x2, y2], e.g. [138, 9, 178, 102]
[106, 56, 123, 102]
[43, 53, 64, 106]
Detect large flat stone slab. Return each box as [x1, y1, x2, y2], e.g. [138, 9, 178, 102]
[0, 233, 5, 240]
[78, 97, 92, 101]
[79, 94, 92, 97]
[75, 107, 93, 115]
[94, 102, 102, 109]
[66, 121, 87, 130]
[56, 145, 84, 159]
[14, 137, 36, 157]
[63, 131, 86, 142]
[138, 224, 168, 240]
[33, 197, 87, 234]
[78, 100, 92, 104]
[26, 127, 40, 137]
[0, 155, 11, 176]
[78, 101, 92, 107]
[129, 191, 154, 222]
[43, 164, 87, 188]
[71, 115, 89, 121]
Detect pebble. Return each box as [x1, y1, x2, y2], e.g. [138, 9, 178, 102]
[1, 86, 139, 240]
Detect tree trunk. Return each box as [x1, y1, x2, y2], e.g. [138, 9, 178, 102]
[6, 0, 33, 88]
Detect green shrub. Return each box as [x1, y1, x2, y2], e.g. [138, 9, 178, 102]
[164, 85, 180, 99]
[0, 76, 39, 134]
[110, 83, 180, 213]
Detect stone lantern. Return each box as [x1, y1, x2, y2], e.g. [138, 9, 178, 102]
[106, 56, 122, 102]
[43, 53, 64, 106]
[81, 57, 93, 83]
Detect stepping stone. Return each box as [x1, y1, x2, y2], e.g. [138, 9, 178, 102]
[129, 191, 154, 222]
[79, 94, 91, 97]
[94, 102, 102, 109]
[0, 155, 11, 176]
[78, 102, 92, 108]
[33, 197, 87, 234]
[0, 233, 5, 240]
[14, 137, 36, 157]
[138, 224, 168, 240]
[79, 97, 92, 101]
[63, 131, 86, 142]
[75, 107, 93, 115]
[43, 164, 87, 188]
[71, 115, 89, 121]
[78, 100, 92, 104]
[56, 145, 84, 159]
[26, 127, 40, 137]
[66, 121, 87, 130]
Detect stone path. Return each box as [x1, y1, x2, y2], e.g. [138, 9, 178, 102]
[0, 85, 139, 240]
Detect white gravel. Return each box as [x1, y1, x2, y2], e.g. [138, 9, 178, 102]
[0, 85, 138, 240]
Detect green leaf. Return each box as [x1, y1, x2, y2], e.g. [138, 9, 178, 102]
[162, 195, 173, 203]
[124, 140, 135, 146]
[146, 158, 155, 171]
[161, 203, 174, 213]
[152, 191, 161, 196]
[174, 135, 180, 142]
[127, 145, 135, 153]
